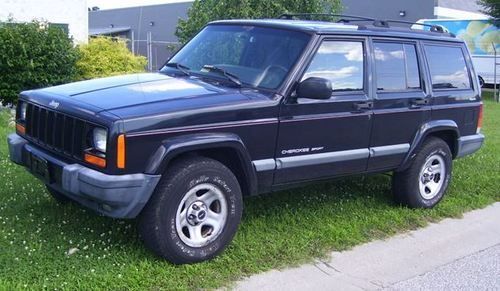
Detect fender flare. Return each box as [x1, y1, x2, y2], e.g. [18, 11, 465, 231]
[144, 132, 258, 195]
[398, 120, 460, 171]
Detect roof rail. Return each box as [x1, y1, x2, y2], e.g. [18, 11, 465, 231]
[278, 13, 375, 22]
[277, 13, 449, 34]
[375, 19, 446, 33]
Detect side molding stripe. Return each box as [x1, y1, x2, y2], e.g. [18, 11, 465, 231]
[252, 144, 410, 172]
[369, 144, 410, 157]
[252, 159, 276, 172]
[277, 148, 370, 169]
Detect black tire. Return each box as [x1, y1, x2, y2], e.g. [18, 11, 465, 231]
[46, 186, 71, 204]
[392, 137, 452, 208]
[138, 156, 243, 264]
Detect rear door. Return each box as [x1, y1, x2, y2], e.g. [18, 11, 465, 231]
[275, 37, 373, 184]
[367, 38, 431, 171]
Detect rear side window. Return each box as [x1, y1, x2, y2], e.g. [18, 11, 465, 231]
[374, 42, 421, 91]
[424, 45, 471, 90]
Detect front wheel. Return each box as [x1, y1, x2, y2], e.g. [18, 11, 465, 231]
[392, 137, 452, 208]
[138, 156, 242, 264]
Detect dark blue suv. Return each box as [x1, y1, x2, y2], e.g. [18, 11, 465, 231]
[8, 15, 484, 264]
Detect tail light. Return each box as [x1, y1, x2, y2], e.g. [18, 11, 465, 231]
[477, 104, 483, 133]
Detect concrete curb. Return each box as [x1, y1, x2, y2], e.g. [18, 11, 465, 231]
[234, 202, 500, 291]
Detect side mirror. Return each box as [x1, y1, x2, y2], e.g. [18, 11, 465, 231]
[296, 77, 332, 100]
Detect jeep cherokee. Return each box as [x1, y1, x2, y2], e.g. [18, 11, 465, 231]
[8, 14, 485, 264]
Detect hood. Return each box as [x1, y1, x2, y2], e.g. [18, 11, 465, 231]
[25, 73, 274, 122]
[37, 73, 232, 111]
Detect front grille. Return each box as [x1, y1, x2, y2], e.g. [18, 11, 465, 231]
[24, 103, 91, 160]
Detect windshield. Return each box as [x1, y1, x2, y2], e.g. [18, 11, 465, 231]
[162, 25, 311, 90]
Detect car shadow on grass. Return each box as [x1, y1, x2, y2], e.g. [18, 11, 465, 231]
[28, 173, 394, 260]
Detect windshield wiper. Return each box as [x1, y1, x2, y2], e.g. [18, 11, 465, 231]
[165, 62, 191, 76]
[201, 65, 242, 87]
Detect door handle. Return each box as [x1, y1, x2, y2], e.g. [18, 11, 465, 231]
[410, 98, 429, 108]
[353, 101, 373, 111]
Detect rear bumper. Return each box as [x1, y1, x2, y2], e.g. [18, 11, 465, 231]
[8, 133, 161, 218]
[456, 133, 485, 159]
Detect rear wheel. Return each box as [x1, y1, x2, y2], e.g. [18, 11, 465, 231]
[138, 156, 242, 264]
[392, 137, 452, 208]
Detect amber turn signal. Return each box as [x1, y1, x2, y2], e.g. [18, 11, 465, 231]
[117, 134, 126, 169]
[16, 123, 26, 135]
[84, 153, 106, 168]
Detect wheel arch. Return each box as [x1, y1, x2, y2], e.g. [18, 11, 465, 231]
[144, 132, 258, 196]
[398, 120, 460, 172]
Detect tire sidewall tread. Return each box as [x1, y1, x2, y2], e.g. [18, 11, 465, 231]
[139, 156, 242, 264]
[393, 137, 452, 208]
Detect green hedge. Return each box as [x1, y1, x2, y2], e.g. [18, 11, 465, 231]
[0, 20, 79, 105]
[76, 37, 147, 80]
[0, 21, 147, 105]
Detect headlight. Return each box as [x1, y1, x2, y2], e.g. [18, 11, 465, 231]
[19, 102, 27, 120]
[93, 128, 107, 153]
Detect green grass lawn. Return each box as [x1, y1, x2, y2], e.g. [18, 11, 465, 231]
[0, 93, 499, 290]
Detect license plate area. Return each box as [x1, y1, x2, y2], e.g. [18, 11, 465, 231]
[30, 153, 52, 183]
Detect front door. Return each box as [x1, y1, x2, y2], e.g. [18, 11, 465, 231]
[275, 37, 373, 184]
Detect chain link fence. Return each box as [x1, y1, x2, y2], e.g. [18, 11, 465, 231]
[129, 31, 180, 71]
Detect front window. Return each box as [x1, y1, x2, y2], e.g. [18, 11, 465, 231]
[162, 25, 311, 90]
[302, 40, 364, 92]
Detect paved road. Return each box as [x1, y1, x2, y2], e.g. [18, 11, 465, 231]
[388, 244, 500, 290]
[234, 203, 500, 291]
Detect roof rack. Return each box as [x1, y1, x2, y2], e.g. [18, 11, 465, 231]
[373, 19, 446, 33]
[278, 13, 375, 22]
[277, 13, 448, 34]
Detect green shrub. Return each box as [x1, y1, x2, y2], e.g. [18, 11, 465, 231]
[76, 37, 147, 80]
[0, 20, 79, 105]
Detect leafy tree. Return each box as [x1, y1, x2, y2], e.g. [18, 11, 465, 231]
[175, 0, 342, 43]
[75, 37, 147, 80]
[0, 19, 79, 105]
[478, 0, 500, 19]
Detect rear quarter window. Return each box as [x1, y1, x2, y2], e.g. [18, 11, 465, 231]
[424, 45, 471, 90]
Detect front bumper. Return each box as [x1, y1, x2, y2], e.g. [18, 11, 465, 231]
[8, 133, 161, 218]
[456, 133, 485, 159]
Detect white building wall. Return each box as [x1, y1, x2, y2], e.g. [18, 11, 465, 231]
[0, 0, 88, 43]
